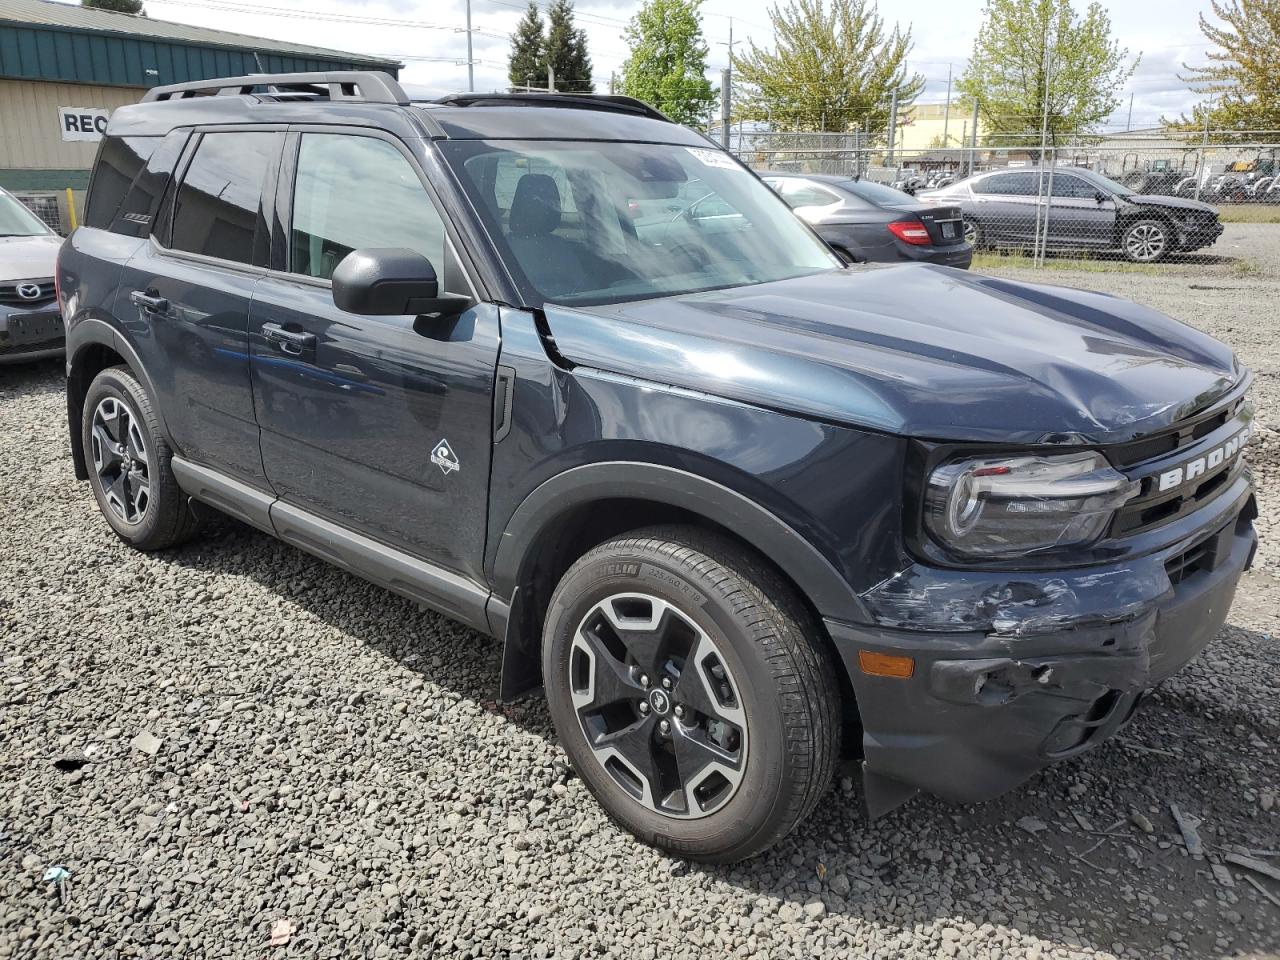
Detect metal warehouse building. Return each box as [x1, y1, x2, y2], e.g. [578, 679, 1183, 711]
[0, 0, 400, 231]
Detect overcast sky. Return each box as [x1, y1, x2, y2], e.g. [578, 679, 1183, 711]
[119, 0, 1222, 130]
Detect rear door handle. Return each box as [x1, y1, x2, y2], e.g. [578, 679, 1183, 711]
[130, 290, 168, 313]
[261, 322, 317, 362]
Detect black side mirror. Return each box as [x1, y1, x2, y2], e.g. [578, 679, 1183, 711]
[331, 248, 469, 317]
[1095, 191, 1109, 204]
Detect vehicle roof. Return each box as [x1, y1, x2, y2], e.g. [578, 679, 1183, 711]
[106, 94, 711, 147]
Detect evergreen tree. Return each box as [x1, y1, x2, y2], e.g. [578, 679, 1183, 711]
[82, 0, 145, 12]
[544, 0, 594, 93]
[621, 0, 717, 125]
[508, 2, 546, 91]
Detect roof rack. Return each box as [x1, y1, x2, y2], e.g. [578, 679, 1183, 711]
[142, 71, 408, 105]
[430, 93, 672, 124]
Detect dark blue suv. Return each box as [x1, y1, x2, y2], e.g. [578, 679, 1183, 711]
[59, 72, 1258, 862]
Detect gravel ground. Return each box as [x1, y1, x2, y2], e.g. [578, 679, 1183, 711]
[3, 239, 1280, 959]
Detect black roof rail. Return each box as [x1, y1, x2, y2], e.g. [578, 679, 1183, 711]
[429, 92, 672, 124]
[142, 71, 408, 105]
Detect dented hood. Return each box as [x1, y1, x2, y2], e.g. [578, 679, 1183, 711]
[543, 265, 1241, 445]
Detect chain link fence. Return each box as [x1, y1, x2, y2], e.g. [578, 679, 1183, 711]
[716, 130, 1280, 269]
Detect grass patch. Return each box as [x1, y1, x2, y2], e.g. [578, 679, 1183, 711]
[971, 251, 1164, 275]
[1217, 204, 1280, 224]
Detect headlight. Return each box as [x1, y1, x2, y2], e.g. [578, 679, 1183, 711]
[925, 451, 1139, 560]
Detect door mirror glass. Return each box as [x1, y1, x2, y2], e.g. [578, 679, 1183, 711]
[1095, 191, 1109, 204]
[331, 248, 467, 316]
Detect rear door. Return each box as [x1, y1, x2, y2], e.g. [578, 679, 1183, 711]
[971, 172, 1043, 245]
[114, 127, 284, 488]
[248, 128, 499, 581]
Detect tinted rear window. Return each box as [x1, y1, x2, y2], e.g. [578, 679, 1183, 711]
[170, 131, 280, 265]
[84, 136, 158, 230]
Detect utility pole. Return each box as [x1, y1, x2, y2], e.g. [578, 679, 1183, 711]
[720, 69, 732, 149]
[886, 89, 898, 168]
[609, 71, 616, 95]
[969, 99, 979, 176]
[548, 64, 555, 93]
[942, 63, 952, 145]
[465, 0, 474, 93]
[1126, 92, 1133, 131]
[716, 18, 738, 150]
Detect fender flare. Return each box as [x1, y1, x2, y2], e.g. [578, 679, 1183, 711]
[65, 319, 176, 477]
[491, 461, 867, 625]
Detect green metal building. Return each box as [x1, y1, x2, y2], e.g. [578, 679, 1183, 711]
[0, 0, 401, 230]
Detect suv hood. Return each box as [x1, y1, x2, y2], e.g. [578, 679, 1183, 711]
[0, 234, 60, 282]
[543, 265, 1241, 445]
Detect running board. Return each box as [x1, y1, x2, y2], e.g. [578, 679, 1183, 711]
[170, 456, 492, 636]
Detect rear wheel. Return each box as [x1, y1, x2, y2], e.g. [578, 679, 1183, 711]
[543, 526, 841, 862]
[82, 366, 203, 550]
[962, 217, 983, 249]
[1121, 218, 1170, 262]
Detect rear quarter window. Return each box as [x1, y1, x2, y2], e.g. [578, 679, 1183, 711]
[84, 136, 158, 230]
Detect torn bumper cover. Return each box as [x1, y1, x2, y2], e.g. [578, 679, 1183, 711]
[826, 483, 1257, 818]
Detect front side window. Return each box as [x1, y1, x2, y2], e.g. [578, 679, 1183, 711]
[290, 134, 446, 281]
[170, 131, 280, 265]
[779, 180, 840, 208]
[1051, 176, 1099, 199]
[442, 140, 838, 306]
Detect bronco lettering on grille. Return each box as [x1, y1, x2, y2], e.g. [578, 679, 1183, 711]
[1156, 425, 1251, 493]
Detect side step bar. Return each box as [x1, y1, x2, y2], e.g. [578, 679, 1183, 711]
[171, 457, 492, 635]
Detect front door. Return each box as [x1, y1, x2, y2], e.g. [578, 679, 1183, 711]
[1045, 173, 1117, 248]
[249, 130, 499, 581]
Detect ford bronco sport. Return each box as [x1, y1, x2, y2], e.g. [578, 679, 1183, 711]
[59, 72, 1257, 863]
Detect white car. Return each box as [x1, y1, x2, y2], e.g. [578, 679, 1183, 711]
[0, 187, 64, 363]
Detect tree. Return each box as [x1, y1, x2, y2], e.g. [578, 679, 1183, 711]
[1170, 0, 1280, 139]
[508, 2, 546, 91]
[543, 0, 594, 93]
[957, 0, 1136, 146]
[82, 0, 145, 12]
[733, 0, 923, 136]
[620, 0, 717, 125]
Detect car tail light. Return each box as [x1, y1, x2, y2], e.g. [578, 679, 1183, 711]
[887, 220, 932, 246]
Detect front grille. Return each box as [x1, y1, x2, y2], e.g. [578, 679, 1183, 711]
[1165, 538, 1213, 585]
[0, 279, 56, 307]
[1111, 399, 1238, 469]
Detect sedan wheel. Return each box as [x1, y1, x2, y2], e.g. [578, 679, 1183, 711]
[1122, 220, 1169, 263]
[963, 217, 982, 248]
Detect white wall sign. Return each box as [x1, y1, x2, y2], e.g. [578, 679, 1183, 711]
[58, 107, 110, 142]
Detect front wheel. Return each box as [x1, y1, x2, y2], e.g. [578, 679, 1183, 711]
[543, 526, 841, 862]
[1121, 219, 1171, 263]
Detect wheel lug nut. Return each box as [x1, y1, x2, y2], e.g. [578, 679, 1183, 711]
[661, 677, 673, 691]
[673, 704, 684, 719]
[659, 720, 670, 735]
[639, 673, 650, 688]
[639, 701, 650, 715]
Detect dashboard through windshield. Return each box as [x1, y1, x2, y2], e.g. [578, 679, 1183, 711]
[441, 140, 839, 306]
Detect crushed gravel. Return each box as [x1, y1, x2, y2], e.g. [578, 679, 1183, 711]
[3, 244, 1280, 958]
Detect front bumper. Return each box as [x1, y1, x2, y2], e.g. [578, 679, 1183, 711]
[827, 484, 1256, 817]
[1177, 220, 1225, 251]
[0, 303, 65, 364]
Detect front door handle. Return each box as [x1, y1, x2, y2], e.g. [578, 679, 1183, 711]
[261, 322, 317, 362]
[130, 290, 168, 314]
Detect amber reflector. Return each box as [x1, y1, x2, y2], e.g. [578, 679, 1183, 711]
[858, 650, 915, 678]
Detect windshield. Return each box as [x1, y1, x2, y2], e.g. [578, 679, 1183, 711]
[0, 191, 52, 237]
[441, 140, 839, 306]
[840, 179, 918, 206]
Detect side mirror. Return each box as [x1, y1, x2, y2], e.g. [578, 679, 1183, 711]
[331, 248, 469, 317]
[1095, 192, 1109, 204]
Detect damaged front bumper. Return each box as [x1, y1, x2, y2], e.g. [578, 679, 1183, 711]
[826, 478, 1257, 818]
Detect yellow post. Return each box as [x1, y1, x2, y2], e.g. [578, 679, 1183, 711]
[65, 187, 78, 231]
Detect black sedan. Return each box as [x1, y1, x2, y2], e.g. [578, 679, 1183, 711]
[917, 167, 1224, 263]
[760, 173, 973, 268]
